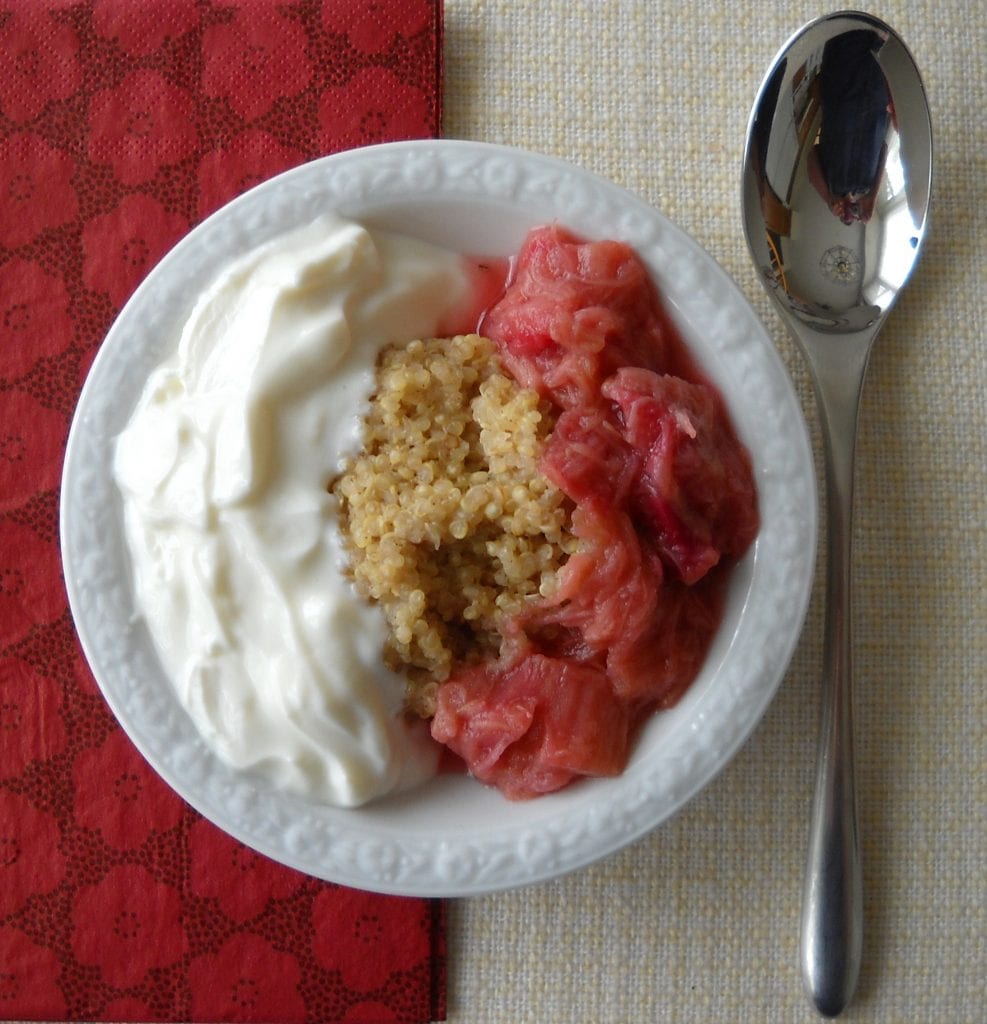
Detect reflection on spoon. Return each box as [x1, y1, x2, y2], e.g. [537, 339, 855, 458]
[809, 29, 891, 225]
[744, 14, 931, 336]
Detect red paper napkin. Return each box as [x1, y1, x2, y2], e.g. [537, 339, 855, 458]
[0, 2, 446, 1021]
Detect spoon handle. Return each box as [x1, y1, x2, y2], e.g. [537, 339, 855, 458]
[798, 337, 867, 1017]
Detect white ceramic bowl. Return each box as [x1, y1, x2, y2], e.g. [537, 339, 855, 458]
[61, 140, 817, 896]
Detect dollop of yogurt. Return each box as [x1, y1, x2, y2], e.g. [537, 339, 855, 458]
[113, 213, 470, 807]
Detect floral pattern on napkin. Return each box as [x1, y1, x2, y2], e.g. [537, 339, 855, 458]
[0, 2, 445, 1021]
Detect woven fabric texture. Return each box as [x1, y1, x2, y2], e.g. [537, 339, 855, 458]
[441, 1, 985, 1022]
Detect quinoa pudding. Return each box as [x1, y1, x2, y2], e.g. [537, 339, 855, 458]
[331, 334, 578, 719]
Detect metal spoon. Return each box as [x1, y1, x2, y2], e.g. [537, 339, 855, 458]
[741, 11, 932, 1017]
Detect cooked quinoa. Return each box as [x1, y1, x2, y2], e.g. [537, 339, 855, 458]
[331, 333, 577, 718]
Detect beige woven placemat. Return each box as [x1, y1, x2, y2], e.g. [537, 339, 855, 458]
[442, 2, 986, 1021]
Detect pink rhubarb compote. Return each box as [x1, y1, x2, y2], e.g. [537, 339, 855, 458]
[431, 226, 759, 799]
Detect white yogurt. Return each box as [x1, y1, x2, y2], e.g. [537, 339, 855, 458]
[113, 213, 470, 807]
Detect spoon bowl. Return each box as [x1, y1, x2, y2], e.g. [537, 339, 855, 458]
[744, 12, 931, 337]
[741, 11, 932, 1017]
